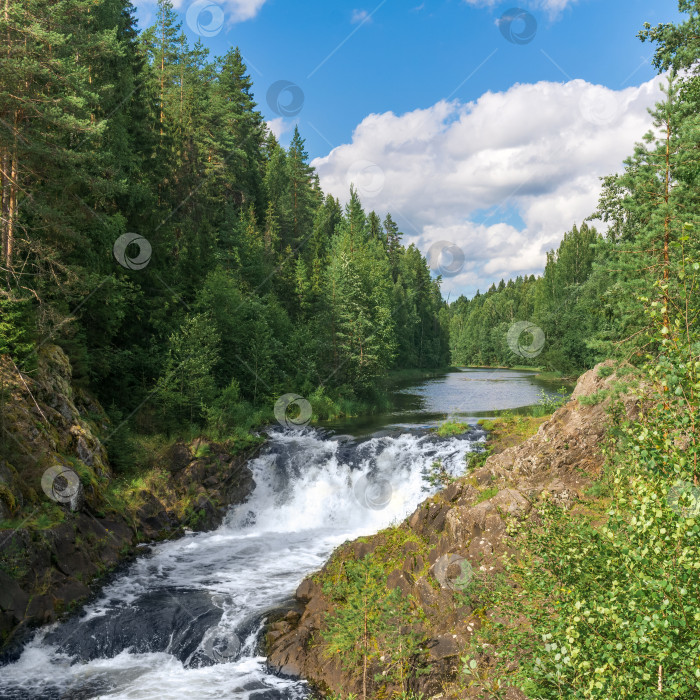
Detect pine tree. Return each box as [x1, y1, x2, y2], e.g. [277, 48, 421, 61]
[588, 76, 700, 361]
[287, 126, 320, 250]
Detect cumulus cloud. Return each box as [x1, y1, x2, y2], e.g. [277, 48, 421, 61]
[312, 77, 665, 297]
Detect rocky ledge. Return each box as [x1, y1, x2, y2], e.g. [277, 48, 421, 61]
[265, 362, 641, 699]
[0, 347, 257, 655]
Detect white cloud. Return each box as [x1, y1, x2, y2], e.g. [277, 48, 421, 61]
[312, 77, 665, 297]
[351, 9, 370, 24]
[139, 0, 268, 23]
[224, 0, 267, 22]
[266, 117, 294, 140]
[537, 0, 577, 11]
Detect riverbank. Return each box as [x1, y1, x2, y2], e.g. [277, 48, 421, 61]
[266, 361, 637, 699]
[0, 347, 261, 655]
[387, 366, 462, 383]
[461, 364, 578, 383]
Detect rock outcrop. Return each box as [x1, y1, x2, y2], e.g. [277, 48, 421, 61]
[0, 347, 257, 654]
[265, 361, 641, 698]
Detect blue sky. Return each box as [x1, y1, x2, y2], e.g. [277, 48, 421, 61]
[134, 0, 684, 297]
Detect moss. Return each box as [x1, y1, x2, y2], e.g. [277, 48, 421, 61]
[476, 414, 547, 457]
[193, 443, 211, 459]
[435, 420, 469, 437]
[477, 419, 497, 432]
[0, 502, 65, 532]
[474, 487, 499, 504]
[64, 456, 100, 491]
[0, 542, 29, 580]
[315, 526, 431, 590]
[369, 527, 430, 570]
[0, 484, 17, 512]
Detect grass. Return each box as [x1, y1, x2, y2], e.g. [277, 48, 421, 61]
[467, 409, 552, 474]
[477, 412, 549, 455]
[435, 419, 469, 437]
[316, 525, 431, 588]
[0, 501, 65, 531]
[475, 486, 499, 504]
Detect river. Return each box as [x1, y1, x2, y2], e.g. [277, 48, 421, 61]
[0, 368, 560, 700]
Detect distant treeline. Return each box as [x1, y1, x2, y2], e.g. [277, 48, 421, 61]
[448, 223, 600, 375]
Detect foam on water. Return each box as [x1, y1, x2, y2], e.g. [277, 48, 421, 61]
[0, 427, 481, 699]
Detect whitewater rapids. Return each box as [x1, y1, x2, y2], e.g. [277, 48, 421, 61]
[0, 427, 483, 700]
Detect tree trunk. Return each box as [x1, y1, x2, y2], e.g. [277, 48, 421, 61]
[1, 149, 8, 265]
[7, 145, 15, 265]
[1, 136, 17, 269]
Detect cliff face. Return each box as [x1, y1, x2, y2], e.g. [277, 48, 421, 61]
[0, 347, 110, 519]
[0, 347, 256, 654]
[266, 362, 641, 699]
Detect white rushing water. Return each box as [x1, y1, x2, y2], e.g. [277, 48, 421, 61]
[0, 427, 481, 700]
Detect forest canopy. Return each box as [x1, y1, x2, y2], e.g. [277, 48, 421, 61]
[1, 0, 699, 444]
[0, 0, 450, 440]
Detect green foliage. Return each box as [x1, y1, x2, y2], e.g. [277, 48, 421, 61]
[0, 501, 65, 532]
[449, 223, 601, 374]
[436, 420, 469, 437]
[307, 386, 383, 421]
[0, 484, 17, 512]
[463, 237, 700, 697]
[193, 443, 211, 459]
[202, 378, 264, 439]
[584, 470, 614, 499]
[474, 487, 499, 504]
[155, 313, 221, 426]
[425, 459, 454, 488]
[577, 372, 639, 407]
[1, 0, 699, 693]
[322, 556, 428, 699]
[0, 299, 33, 362]
[467, 447, 491, 472]
[0, 0, 448, 451]
[535, 386, 571, 413]
[577, 389, 610, 406]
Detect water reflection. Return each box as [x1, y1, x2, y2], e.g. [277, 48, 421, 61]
[325, 368, 570, 437]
